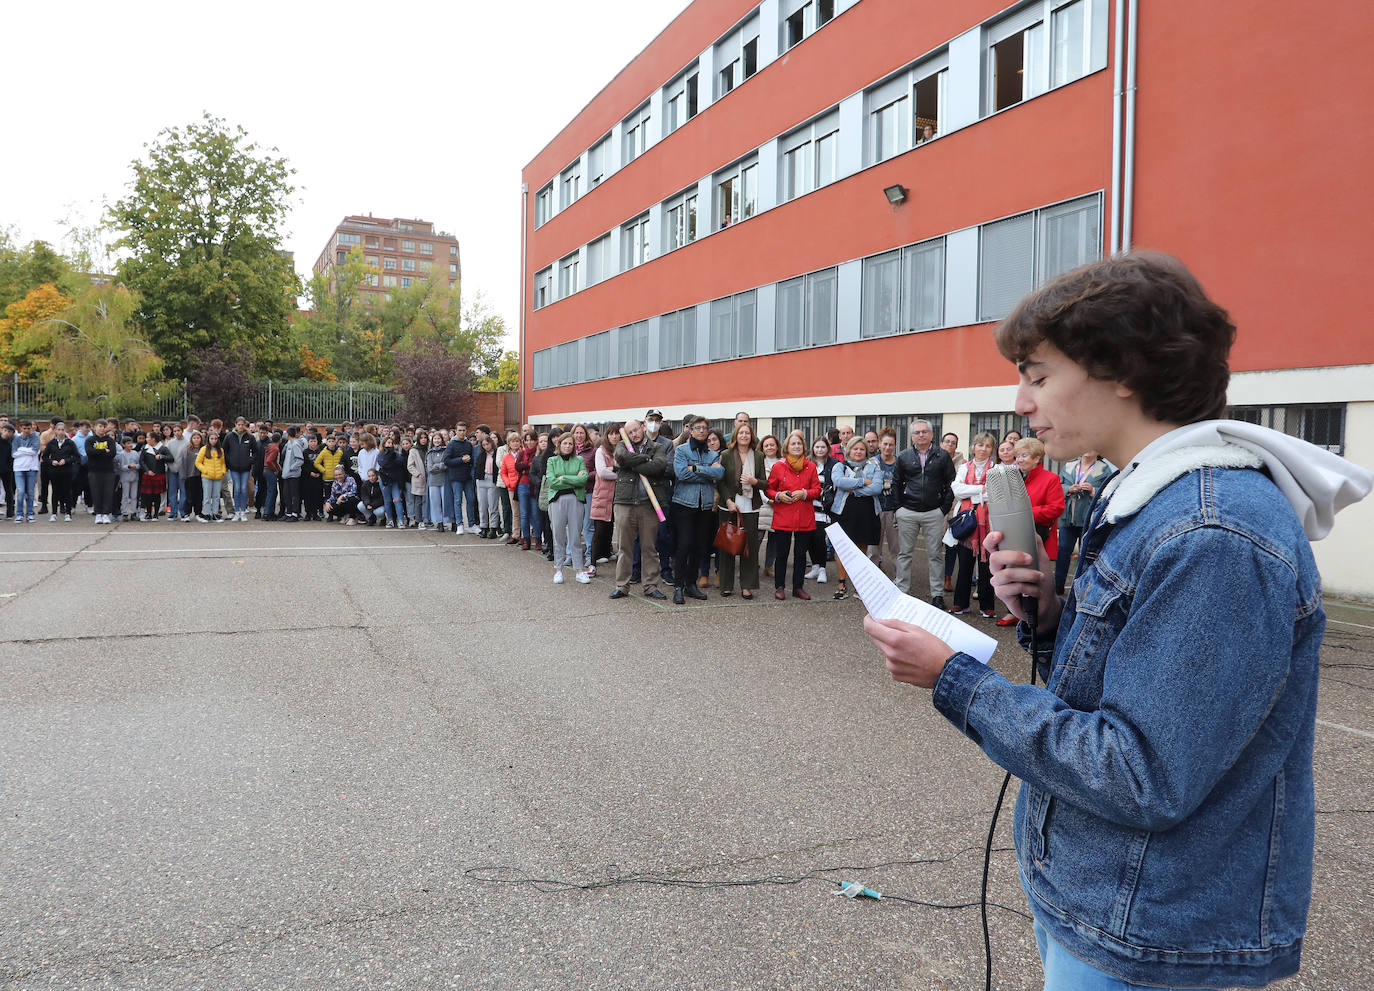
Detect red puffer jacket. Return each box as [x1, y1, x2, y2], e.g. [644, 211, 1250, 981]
[765, 459, 821, 532]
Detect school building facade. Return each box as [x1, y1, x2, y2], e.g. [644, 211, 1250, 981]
[518, 0, 1374, 597]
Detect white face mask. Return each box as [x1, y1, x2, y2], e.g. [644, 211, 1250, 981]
[646, 421, 660, 435]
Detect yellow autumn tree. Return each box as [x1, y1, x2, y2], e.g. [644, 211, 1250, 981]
[0, 282, 71, 376]
[44, 283, 170, 419]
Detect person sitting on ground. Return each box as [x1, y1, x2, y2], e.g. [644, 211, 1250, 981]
[325, 466, 362, 525]
[359, 468, 385, 525]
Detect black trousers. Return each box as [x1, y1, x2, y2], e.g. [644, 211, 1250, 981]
[184, 476, 203, 515]
[253, 470, 266, 510]
[282, 476, 301, 517]
[953, 543, 995, 611]
[50, 473, 74, 515]
[670, 503, 716, 589]
[303, 476, 324, 518]
[772, 529, 812, 591]
[1, 469, 13, 517]
[89, 470, 115, 516]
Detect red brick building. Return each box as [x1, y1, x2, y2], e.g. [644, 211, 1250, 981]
[313, 216, 461, 305]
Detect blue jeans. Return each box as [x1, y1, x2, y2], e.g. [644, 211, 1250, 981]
[450, 478, 477, 528]
[262, 470, 278, 518]
[15, 470, 37, 518]
[381, 481, 406, 524]
[517, 483, 538, 540]
[166, 472, 183, 518]
[1034, 921, 1205, 990]
[428, 483, 452, 525]
[229, 469, 251, 514]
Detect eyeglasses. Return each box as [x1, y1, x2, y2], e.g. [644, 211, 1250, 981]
[690, 424, 708, 431]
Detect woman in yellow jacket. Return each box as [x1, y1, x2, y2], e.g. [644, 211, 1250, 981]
[194, 429, 228, 522]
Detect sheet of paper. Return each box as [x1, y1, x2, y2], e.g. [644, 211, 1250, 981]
[827, 523, 997, 665]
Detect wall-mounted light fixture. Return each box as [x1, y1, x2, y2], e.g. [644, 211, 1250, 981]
[883, 184, 908, 205]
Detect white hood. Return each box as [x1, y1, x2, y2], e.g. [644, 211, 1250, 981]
[1100, 419, 1372, 541]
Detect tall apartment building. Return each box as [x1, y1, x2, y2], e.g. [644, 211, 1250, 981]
[313, 215, 461, 304]
[519, 0, 1373, 595]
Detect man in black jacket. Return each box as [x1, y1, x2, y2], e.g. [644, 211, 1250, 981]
[0, 422, 14, 518]
[444, 421, 477, 534]
[609, 418, 669, 601]
[892, 418, 956, 608]
[223, 416, 258, 522]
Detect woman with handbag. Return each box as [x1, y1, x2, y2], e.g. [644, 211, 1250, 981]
[830, 436, 884, 600]
[949, 432, 997, 617]
[716, 421, 766, 599]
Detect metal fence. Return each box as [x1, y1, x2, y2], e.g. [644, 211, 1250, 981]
[2, 374, 401, 425]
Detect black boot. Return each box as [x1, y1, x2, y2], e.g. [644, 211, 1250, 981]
[673, 586, 686, 605]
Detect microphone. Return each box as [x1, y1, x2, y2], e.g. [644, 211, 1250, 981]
[985, 464, 1038, 627]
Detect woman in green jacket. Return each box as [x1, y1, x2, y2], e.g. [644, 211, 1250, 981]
[716, 422, 767, 599]
[545, 432, 590, 585]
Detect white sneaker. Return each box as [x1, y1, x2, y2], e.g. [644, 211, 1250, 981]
[49, 514, 57, 522]
[86, 506, 95, 514]
[417, 523, 427, 531]
[553, 570, 564, 584]
[575, 571, 592, 584]
[64, 514, 71, 522]
[816, 567, 827, 583]
[468, 525, 481, 534]
[804, 564, 820, 580]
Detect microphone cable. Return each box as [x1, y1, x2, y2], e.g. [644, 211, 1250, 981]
[979, 595, 1038, 991]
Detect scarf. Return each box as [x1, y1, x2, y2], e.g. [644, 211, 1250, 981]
[785, 453, 806, 474]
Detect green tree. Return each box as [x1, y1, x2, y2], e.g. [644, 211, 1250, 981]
[294, 246, 379, 375]
[43, 284, 170, 420]
[455, 290, 510, 382]
[476, 350, 520, 392]
[0, 236, 84, 311]
[109, 113, 300, 379]
[0, 283, 73, 376]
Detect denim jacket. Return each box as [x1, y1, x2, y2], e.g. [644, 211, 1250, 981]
[830, 458, 883, 516]
[931, 442, 1326, 988]
[672, 442, 723, 509]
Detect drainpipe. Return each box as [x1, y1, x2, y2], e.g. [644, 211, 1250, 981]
[1122, 0, 1140, 251]
[519, 182, 529, 428]
[1109, 0, 1126, 255]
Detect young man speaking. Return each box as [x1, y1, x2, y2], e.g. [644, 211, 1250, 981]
[866, 253, 1370, 989]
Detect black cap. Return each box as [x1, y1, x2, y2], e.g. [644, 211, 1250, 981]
[645, 409, 663, 420]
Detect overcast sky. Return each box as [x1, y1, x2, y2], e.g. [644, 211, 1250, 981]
[0, 0, 688, 349]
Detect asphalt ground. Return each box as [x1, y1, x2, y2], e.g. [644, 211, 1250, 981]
[1, 514, 1371, 990]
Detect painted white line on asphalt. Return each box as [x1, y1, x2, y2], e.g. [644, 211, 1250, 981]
[1317, 719, 1374, 741]
[1329, 619, 1374, 632]
[0, 544, 499, 556]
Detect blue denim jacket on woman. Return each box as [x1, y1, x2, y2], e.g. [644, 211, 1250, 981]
[830, 458, 883, 516]
[931, 450, 1323, 988]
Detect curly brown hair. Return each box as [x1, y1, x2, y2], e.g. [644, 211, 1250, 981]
[994, 252, 1236, 424]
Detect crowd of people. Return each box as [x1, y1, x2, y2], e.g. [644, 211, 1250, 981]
[1, 409, 1108, 611]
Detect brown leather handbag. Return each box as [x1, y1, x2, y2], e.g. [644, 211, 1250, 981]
[714, 508, 747, 557]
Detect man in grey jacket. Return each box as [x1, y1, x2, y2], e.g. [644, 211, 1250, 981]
[609, 419, 669, 601]
[280, 426, 305, 521]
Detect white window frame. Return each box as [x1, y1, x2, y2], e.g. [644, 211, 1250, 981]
[708, 290, 758, 361]
[588, 134, 611, 187]
[383, 257, 397, 271]
[419, 242, 433, 255]
[866, 54, 948, 167]
[1051, 0, 1092, 88]
[779, 110, 839, 203]
[534, 184, 554, 227]
[560, 159, 582, 210]
[587, 234, 613, 285]
[664, 188, 699, 252]
[533, 266, 551, 310]
[618, 320, 650, 376]
[338, 232, 362, 247]
[401, 258, 416, 272]
[663, 66, 700, 135]
[622, 103, 651, 165]
[986, 4, 1048, 115]
[776, 266, 838, 352]
[715, 156, 759, 230]
[584, 331, 612, 381]
[862, 237, 947, 338]
[621, 214, 651, 270]
[558, 251, 581, 298]
[978, 193, 1101, 321]
[714, 13, 760, 100]
[659, 306, 699, 370]
[782, 0, 811, 51]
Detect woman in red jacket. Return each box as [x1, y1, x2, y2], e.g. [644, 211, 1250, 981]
[765, 431, 822, 600]
[997, 436, 1067, 626]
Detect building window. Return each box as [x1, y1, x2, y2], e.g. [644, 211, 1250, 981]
[716, 158, 758, 229]
[558, 252, 581, 298]
[419, 260, 433, 273]
[818, 0, 834, 26]
[854, 416, 909, 451]
[862, 238, 946, 338]
[554, 340, 579, 386]
[449, 245, 458, 257]
[784, 2, 809, 49]
[382, 238, 396, 251]
[709, 290, 757, 361]
[365, 274, 379, 287]
[587, 234, 612, 285]
[1052, 0, 1091, 87]
[533, 266, 551, 309]
[535, 184, 553, 227]
[979, 194, 1101, 321]
[365, 236, 379, 248]
[588, 133, 611, 186]
[868, 58, 948, 164]
[1228, 404, 1347, 455]
[618, 320, 649, 375]
[989, 10, 1045, 113]
[383, 257, 397, 270]
[402, 258, 416, 272]
[622, 103, 651, 165]
[664, 68, 699, 134]
[913, 68, 946, 144]
[780, 111, 840, 203]
[560, 159, 582, 210]
[584, 330, 612, 381]
[399, 222, 414, 232]
[776, 266, 838, 351]
[336, 251, 346, 265]
[402, 239, 416, 253]
[382, 275, 397, 288]
[659, 307, 699, 369]
[449, 263, 458, 275]
[532, 348, 551, 390]
[338, 232, 362, 246]
[715, 14, 760, 99]
[365, 255, 379, 267]
[420, 242, 433, 255]
[621, 214, 651, 270]
[771, 416, 837, 446]
[665, 189, 698, 252]
[400, 277, 412, 289]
